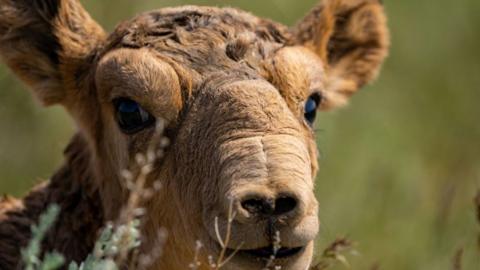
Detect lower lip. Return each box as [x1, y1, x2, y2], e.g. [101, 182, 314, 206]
[234, 246, 304, 260]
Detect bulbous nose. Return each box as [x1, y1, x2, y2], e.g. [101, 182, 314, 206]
[239, 194, 299, 218]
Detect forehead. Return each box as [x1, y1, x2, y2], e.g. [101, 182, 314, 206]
[105, 6, 289, 66]
[97, 5, 326, 106]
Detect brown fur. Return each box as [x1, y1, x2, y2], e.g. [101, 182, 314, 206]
[0, 135, 102, 269]
[0, 1, 389, 269]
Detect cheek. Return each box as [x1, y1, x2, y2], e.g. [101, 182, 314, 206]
[99, 112, 130, 172]
[94, 100, 132, 176]
[307, 139, 319, 180]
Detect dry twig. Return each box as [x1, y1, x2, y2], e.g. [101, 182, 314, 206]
[451, 247, 463, 270]
[475, 190, 480, 253]
[310, 237, 355, 270]
[113, 120, 170, 268]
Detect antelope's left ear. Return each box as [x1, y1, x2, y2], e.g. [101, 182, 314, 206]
[293, 0, 390, 109]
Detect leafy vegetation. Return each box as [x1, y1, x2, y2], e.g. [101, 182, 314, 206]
[22, 205, 141, 270]
[21, 205, 64, 270]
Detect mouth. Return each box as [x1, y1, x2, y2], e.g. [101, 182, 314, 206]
[231, 245, 304, 260]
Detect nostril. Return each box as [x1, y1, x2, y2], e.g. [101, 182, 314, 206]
[241, 197, 274, 215]
[239, 195, 298, 218]
[274, 196, 298, 216]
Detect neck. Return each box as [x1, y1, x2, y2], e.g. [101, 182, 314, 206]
[0, 132, 202, 270]
[0, 133, 104, 268]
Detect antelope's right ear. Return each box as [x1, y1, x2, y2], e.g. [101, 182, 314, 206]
[0, 0, 105, 106]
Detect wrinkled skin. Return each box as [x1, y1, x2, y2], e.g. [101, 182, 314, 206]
[0, 0, 389, 269]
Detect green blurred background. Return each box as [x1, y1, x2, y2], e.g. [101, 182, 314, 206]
[0, 0, 479, 269]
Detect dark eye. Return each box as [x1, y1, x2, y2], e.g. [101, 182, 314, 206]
[304, 93, 322, 126]
[114, 98, 155, 134]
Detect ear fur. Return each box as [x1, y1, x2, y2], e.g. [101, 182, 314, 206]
[293, 0, 390, 108]
[0, 0, 105, 105]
